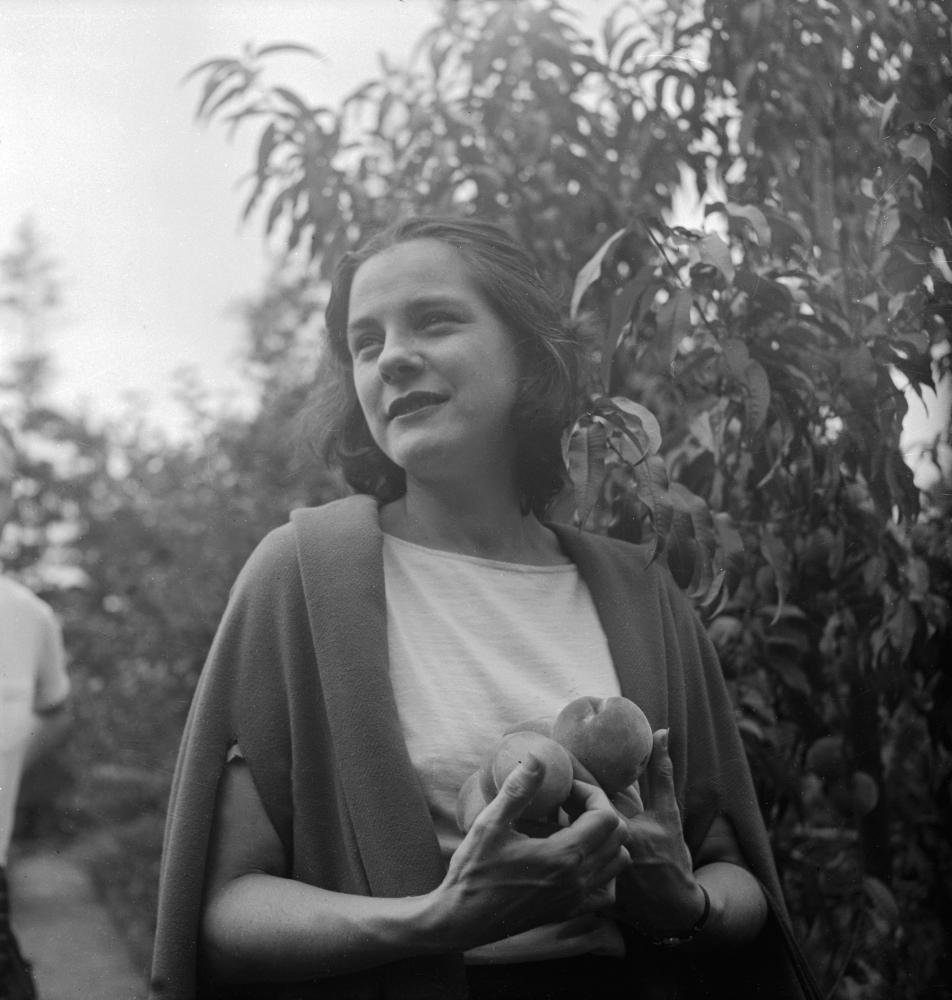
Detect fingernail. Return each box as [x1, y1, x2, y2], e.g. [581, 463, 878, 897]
[660, 729, 669, 751]
[524, 754, 543, 773]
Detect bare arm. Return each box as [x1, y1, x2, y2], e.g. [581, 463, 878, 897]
[200, 759, 445, 983]
[201, 756, 630, 984]
[689, 815, 769, 947]
[23, 699, 71, 772]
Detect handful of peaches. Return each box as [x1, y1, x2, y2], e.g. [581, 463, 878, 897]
[457, 695, 655, 833]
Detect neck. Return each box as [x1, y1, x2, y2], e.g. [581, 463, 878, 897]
[381, 478, 565, 566]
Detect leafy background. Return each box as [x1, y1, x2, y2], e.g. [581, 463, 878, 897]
[3, 1, 950, 996]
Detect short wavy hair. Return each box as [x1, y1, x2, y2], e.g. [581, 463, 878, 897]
[311, 216, 586, 519]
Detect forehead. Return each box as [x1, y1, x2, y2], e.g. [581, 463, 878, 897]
[348, 239, 483, 313]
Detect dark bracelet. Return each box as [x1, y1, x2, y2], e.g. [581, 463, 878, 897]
[637, 884, 711, 947]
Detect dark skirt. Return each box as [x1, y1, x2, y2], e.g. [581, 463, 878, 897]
[465, 955, 632, 1000]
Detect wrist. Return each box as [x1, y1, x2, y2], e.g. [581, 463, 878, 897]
[416, 884, 469, 955]
[634, 882, 711, 948]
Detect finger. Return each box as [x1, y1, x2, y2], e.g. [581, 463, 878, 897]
[565, 777, 615, 816]
[577, 879, 616, 914]
[479, 755, 547, 827]
[611, 781, 644, 819]
[584, 832, 632, 877]
[567, 750, 599, 786]
[550, 787, 627, 856]
[643, 729, 681, 822]
[513, 815, 563, 838]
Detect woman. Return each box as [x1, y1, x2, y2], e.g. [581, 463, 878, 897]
[150, 217, 819, 999]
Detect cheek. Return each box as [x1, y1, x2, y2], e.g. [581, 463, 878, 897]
[351, 368, 379, 420]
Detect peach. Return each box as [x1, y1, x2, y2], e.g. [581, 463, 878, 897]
[502, 716, 554, 739]
[552, 695, 653, 793]
[805, 735, 847, 782]
[480, 730, 574, 821]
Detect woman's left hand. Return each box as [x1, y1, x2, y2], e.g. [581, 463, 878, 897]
[605, 728, 707, 935]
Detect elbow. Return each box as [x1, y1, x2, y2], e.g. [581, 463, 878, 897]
[200, 882, 271, 985]
[200, 891, 244, 984]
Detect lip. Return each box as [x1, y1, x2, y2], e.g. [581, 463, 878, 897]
[386, 391, 449, 421]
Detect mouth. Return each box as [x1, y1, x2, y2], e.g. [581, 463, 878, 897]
[387, 391, 448, 420]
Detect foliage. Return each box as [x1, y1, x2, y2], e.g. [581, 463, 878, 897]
[2, 228, 336, 963]
[189, 1, 952, 995]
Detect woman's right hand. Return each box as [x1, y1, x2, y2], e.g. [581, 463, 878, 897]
[429, 757, 631, 951]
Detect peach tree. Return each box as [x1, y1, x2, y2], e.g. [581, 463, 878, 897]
[188, 0, 951, 994]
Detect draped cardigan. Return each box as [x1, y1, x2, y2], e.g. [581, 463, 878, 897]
[149, 495, 818, 1000]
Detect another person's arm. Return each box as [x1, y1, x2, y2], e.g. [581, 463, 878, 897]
[23, 698, 71, 771]
[24, 601, 72, 771]
[201, 756, 630, 984]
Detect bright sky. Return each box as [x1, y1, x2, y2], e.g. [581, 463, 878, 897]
[0, 0, 453, 430]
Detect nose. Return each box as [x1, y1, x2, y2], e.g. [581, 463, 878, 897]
[377, 332, 424, 385]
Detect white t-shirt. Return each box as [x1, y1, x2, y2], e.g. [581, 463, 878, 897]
[0, 575, 70, 863]
[382, 534, 627, 963]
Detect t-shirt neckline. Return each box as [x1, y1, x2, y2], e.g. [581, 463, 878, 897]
[382, 532, 576, 573]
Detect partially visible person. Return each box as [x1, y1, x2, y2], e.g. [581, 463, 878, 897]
[0, 423, 72, 1000]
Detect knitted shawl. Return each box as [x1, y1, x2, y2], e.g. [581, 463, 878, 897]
[149, 495, 818, 999]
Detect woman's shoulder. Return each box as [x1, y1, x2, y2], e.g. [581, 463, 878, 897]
[551, 522, 671, 584]
[288, 493, 378, 536]
[244, 495, 378, 579]
[239, 520, 299, 581]
[552, 523, 703, 627]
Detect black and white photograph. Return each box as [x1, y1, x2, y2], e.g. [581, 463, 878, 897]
[1, 1, 949, 998]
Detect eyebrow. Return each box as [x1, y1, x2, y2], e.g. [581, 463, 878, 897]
[346, 294, 470, 338]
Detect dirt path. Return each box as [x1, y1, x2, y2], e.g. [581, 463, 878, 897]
[8, 844, 147, 1000]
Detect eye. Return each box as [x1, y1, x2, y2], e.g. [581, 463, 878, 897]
[419, 310, 457, 331]
[349, 333, 382, 360]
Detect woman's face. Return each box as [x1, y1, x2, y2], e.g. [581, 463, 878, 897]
[346, 238, 522, 489]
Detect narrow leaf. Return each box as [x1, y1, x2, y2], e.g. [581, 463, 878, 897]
[743, 359, 771, 436]
[697, 569, 728, 615]
[879, 93, 899, 136]
[734, 269, 792, 313]
[697, 232, 734, 282]
[930, 247, 952, 283]
[670, 482, 717, 597]
[760, 525, 791, 622]
[566, 420, 608, 527]
[273, 86, 311, 115]
[654, 287, 693, 368]
[204, 81, 250, 121]
[873, 206, 901, 251]
[632, 455, 673, 553]
[713, 513, 745, 581]
[666, 499, 699, 591]
[726, 202, 771, 245]
[885, 450, 919, 523]
[570, 228, 626, 317]
[255, 122, 279, 180]
[610, 396, 662, 458]
[182, 57, 239, 84]
[195, 64, 242, 120]
[256, 42, 323, 59]
[721, 339, 750, 380]
[602, 272, 647, 387]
